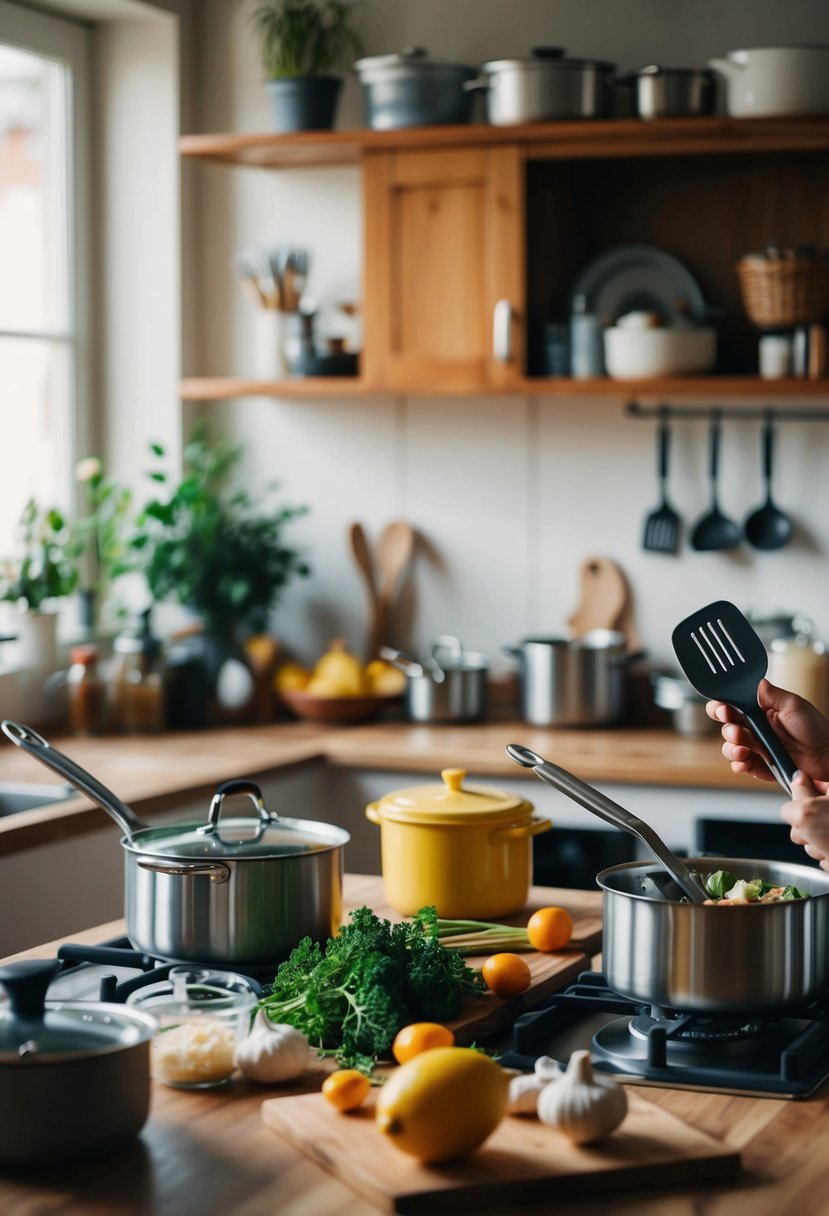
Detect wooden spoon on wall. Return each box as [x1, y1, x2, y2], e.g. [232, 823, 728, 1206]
[348, 522, 380, 661]
[371, 521, 415, 659]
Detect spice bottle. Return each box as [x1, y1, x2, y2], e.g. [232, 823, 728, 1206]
[67, 645, 106, 736]
[112, 609, 165, 734]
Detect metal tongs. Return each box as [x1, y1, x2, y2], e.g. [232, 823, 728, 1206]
[507, 743, 708, 903]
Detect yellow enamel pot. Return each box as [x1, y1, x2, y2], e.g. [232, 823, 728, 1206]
[365, 768, 552, 919]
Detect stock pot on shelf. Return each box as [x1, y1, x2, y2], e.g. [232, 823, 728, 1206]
[505, 630, 644, 727]
[365, 768, 551, 919]
[467, 47, 616, 124]
[2, 722, 348, 967]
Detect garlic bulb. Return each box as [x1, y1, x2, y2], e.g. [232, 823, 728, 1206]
[537, 1050, 627, 1144]
[233, 1011, 310, 1083]
[507, 1056, 561, 1115]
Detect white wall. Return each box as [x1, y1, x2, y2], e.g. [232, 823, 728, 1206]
[187, 1, 829, 671]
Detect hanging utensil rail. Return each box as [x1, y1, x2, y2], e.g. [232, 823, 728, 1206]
[626, 401, 829, 422]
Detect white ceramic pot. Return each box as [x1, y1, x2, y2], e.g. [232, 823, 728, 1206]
[10, 611, 59, 724]
[709, 47, 829, 118]
[603, 326, 716, 379]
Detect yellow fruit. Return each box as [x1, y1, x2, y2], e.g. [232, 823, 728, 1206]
[392, 1022, 455, 1064]
[322, 1069, 370, 1113]
[312, 638, 365, 696]
[245, 634, 279, 672]
[376, 1047, 508, 1163]
[305, 675, 353, 698]
[365, 660, 406, 697]
[527, 906, 573, 952]
[274, 662, 311, 694]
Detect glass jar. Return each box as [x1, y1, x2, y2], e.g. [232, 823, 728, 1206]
[112, 612, 165, 734]
[67, 644, 106, 736]
[126, 968, 257, 1089]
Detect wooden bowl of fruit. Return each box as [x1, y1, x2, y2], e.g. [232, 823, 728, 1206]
[274, 639, 405, 724]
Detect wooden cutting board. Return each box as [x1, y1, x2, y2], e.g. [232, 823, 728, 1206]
[261, 1090, 741, 1213]
[343, 875, 602, 1045]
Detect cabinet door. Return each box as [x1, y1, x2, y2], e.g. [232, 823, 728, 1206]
[363, 146, 524, 392]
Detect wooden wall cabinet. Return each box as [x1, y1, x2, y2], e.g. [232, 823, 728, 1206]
[362, 146, 524, 392]
[179, 118, 829, 401]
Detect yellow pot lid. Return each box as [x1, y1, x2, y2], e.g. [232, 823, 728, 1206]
[369, 768, 534, 826]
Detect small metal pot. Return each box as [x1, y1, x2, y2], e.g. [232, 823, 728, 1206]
[0, 959, 155, 1166]
[2, 723, 349, 968]
[354, 47, 475, 130]
[381, 636, 488, 723]
[599, 857, 829, 1013]
[505, 630, 644, 727]
[468, 47, 616, 125]
[623, 65, 714, 119]
[651, 670, 718, 737]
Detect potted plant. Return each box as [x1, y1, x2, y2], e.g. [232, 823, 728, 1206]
[253, 0, 364, 132]
[0, 499, 78, 722]
[131, 425, 310, 719]
[70, 456, 134, 636]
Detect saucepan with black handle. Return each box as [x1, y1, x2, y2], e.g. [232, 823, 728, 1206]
[508, 742, 829, 1014]
[2, 721, 348, 967]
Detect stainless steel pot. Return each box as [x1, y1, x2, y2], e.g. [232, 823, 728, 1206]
[599, 856, 829, 1013]
[505, 630, 643, 727]
[381, 636, 488, 723]
[468, 47, 616, 125]
[624, 66, 714, 119]
[0, 958, 155, 1166]
[651, 670, 718, 737]
[354, 47, 475, 130]
[1, 722, 349, 967]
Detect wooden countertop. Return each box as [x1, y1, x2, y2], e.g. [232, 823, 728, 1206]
[0, 718, 773, 856]
[0, 876, 822, 1216]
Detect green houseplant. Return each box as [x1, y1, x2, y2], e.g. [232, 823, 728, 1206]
[253, 0, 364, 132]
[132, 426, 310, 637]
[70, 457, 134, 634]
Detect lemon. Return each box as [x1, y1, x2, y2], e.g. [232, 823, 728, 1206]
[365, 660, 406, 696]
[273, 662, 311, 694]
[376, 1047, 508, 1163]
[312, 638, 365, 696]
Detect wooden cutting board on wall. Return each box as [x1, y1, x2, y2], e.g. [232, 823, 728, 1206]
[261, 1090, 740, 1213]
[343, 875, 602, 1045]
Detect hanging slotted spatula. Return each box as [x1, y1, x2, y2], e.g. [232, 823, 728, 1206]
[642, 408, 681, 555]
[671, 599, 797, 795]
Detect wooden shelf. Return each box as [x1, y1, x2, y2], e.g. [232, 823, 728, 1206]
[179, 115, 829, 170]
[180, 375, 829, 400]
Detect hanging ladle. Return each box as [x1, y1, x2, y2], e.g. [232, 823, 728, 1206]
[744, 412, 793, 551]
[506, 743, 708, 903]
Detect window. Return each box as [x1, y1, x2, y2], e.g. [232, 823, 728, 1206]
[0, 1, 90, 559]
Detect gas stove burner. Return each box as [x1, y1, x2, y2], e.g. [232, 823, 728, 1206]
[500, 971, 829, 1099]
[630, 1010, 766, 1046]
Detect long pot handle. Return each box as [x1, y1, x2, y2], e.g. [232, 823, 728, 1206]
[1, 720, 148, 840]
[488, 815, 553, 845]
[505, 743, 708, 903]
[137, 859, 231, 884]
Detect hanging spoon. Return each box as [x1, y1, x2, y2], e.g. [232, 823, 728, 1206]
[690, 411, 741, 551]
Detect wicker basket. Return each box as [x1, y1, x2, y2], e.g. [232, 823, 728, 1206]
[737, 255, 829, 329]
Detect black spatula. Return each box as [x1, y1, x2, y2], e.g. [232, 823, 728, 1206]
[671, 599, 797, 796]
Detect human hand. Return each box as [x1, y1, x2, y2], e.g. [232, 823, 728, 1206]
[706, 678, 829, 785]
[780, 771, 829, 869]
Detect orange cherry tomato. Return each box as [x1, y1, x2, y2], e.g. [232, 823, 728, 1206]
[322, 1068, 371, 1112]
[481, 952, 532, 997]
[526, 906, 574, 953]
[392, 1022, 456, 1064]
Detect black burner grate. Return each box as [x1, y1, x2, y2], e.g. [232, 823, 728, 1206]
[56, 938, 268, 1003]
[500, 972, 829, 1099]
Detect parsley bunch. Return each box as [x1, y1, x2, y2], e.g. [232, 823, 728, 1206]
[258, 905, 484, 1073]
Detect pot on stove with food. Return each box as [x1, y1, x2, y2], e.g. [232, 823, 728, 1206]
[365, 768, 552, 919]
[2, 721, 349, 968]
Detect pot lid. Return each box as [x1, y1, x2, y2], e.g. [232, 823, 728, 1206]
[354, 46, 475, 76]
[368, 768, 533, 826]
[633, 64, 712, 77]
[124, 780, 349, 860]
[481, 47, 616, 73]
[0, 960, 155, 1059]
